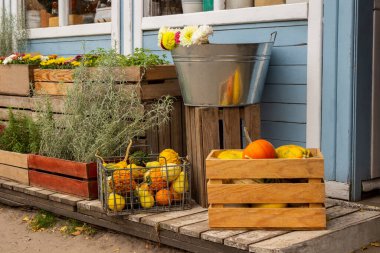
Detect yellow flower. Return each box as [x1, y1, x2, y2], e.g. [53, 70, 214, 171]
[30, 55, 42, 61]
[161, 31, 177, 50]
[180, 26, 198, 47]
[71, 61, 80, 67]
[22, 54, 31, 60]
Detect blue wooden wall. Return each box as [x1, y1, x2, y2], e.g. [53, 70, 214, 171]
[143, 21, 308, 147]
[27, 35, 112, 56]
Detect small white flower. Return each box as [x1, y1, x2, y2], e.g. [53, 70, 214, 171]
[191, 25, 213, 45]
[2, 54, 16, 65]
[41, 56, 49, 61]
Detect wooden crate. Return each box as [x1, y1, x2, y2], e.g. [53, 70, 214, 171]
[28, 154, 98, 199]
[0, 150, 29, 185]
[185, 105, 260, 208]
[0, 65, 34, 96]
[33, 66, 180, 98]
[255, 0, 286, 6]
[206, 148, 326, 230]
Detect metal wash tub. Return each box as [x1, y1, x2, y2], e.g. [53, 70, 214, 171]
[171, 33, 276, 107]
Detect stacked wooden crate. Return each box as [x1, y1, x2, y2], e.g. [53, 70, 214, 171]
[185, 105, 261, 207]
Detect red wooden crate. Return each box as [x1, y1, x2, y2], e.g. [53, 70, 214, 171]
[28, 154, 98, 199]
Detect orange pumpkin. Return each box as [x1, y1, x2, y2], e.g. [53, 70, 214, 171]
[243, 139, 276, 159]
[147, 168, 167, 191]
[170, 185, 182, 201]
[156, 189, 172, 206]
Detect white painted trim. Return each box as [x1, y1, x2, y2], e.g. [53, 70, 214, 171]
[306, 0, 323, 148]
[213, 0, 225, 10]
[111, 0, 121, 52]
[141, 3, 307, 30]
[28, 22, 112, 39]
[133, 0, 143, 48]
[58, 0, 68, 26]
[123, 0, 133, 55]
[325, 181, 350, 201]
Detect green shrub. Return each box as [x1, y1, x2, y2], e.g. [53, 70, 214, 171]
[0, 109, 40, 154]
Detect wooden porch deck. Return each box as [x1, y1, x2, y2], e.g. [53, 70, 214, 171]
[0, 177, 379, 253]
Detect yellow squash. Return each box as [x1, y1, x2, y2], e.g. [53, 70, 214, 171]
[276, 145, 310, 159]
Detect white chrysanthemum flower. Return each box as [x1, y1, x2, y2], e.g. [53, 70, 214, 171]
[41, 56, 49, 61]
[191, 25, 213, 45]
[180, 26, 198, 47]
[2, 54, 16, 65]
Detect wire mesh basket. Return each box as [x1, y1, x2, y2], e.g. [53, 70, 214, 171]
[97, 152, 192, 216]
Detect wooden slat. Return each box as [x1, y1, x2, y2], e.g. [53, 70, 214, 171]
[0, 95, 31, 109]
[0, 108, 31, 121]
[208, 180, 224, 207]
[179, 220, 210, 238]
[158, 122, 171, 152]
[33, 69, 74, 82]
[208, 183, 325, 204]
[141, 80, 181, 100]
[201, 230, 247, 244]
[0, 164, 29, 185]
[0, 150, 28, 168]
[34, 82, 72, 96]
[160, 211, 209, 232]
[0, 65, 32, 96]
[223, 108, 242, 149]
[30, 96, 65, 113]
[170, 100, 184, 156]
[28, 154, 97, 179]
[243, 104, 261, 141]
[309, 178, 324, 208]
[206, 150, 324, 179]
[208, 207, 326, 229]
[144, 65, 177, 80]
[28, 170, 98, 199]
[194, 107, 206, 207]
[140, 206, 206, 226]
[224, 230, 288, 250]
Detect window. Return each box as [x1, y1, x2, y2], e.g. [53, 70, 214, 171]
[25, 0, 112, 28]
[142, 0, 307, 17]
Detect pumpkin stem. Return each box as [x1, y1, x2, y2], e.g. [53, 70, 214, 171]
[243, 126, 252, 144]
[123, 139, 133, 163]
[95, 150, 106, 165]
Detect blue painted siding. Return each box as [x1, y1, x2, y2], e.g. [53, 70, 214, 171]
[28, 35, 112, 56]
[142, 21, 308, 147]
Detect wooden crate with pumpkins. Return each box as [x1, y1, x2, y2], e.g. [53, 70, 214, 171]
[206, 139, 326, 230]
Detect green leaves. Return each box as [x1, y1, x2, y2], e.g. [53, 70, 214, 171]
[0, 109, 41, 154]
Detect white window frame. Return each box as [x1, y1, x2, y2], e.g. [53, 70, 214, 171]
[20, 0, 120, 51]
[130, 0, 322, 149]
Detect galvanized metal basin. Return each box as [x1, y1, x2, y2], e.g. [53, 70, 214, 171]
[171, 42, 274, 107]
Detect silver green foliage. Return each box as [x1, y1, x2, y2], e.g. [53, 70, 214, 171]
[0, 9, 28, 56]
[36, 54, 173, 163]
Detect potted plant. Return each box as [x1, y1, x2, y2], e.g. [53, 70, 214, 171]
[0, 109, 40, 185]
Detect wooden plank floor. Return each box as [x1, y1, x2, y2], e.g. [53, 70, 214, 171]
[0, 177, 379, 253]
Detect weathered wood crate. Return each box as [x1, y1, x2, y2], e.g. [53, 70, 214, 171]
[0, 150, 29, 185]
[206, 148, 326, 230]
[0, 65, 34, 96]
[33, 65, 181, 99]
[185, 105, 260, 207]
[28, 154, 98, 199]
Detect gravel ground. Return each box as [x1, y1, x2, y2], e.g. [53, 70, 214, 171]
[0, 203, 185, 253]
